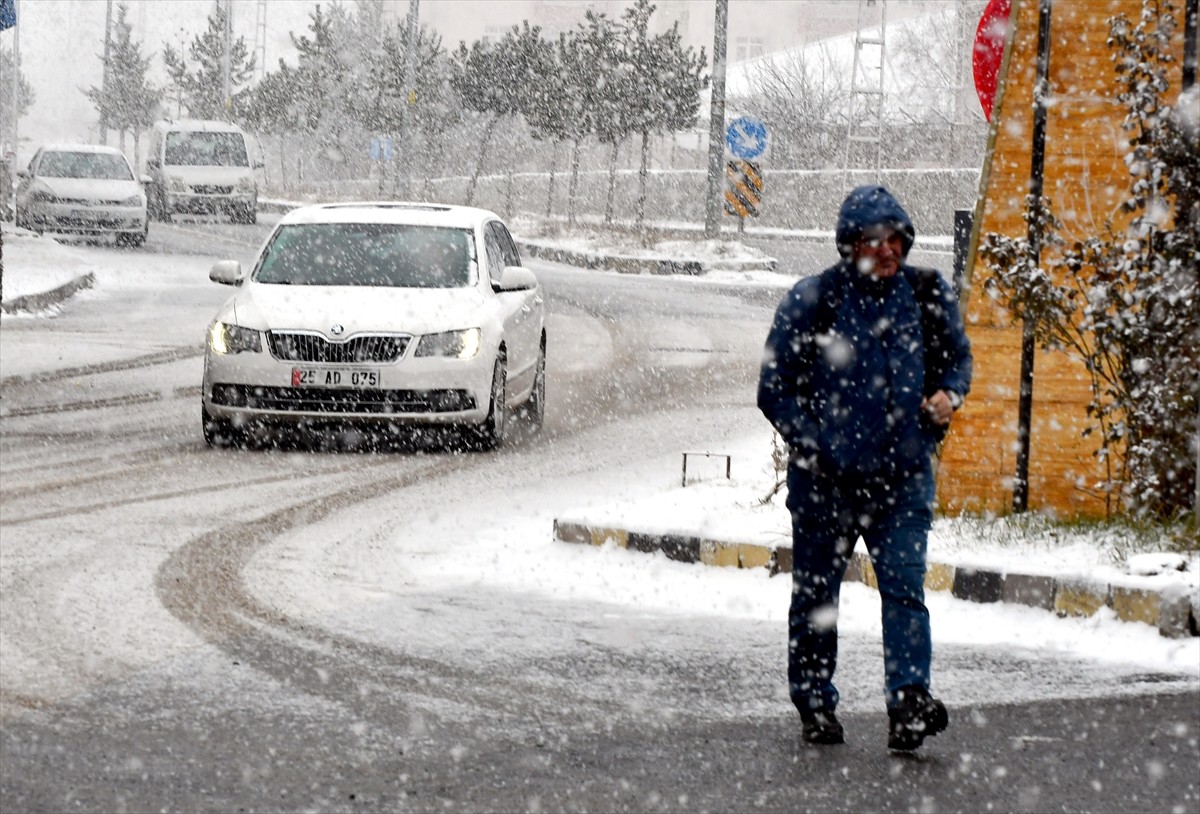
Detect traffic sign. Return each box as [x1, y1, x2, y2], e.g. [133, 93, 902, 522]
[973, 0, 1011, 121]
[725, 116, 768, 160]
[370, 136, 394, 161]
[724, 159, 763, 218]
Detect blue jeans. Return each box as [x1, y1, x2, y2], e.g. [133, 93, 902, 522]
[786, 460, 935, 714]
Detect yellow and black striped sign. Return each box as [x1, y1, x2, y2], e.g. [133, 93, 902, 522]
[723, 160, 763, 218]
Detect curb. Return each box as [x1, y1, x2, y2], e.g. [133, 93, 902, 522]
[0, 273, 96, 315]
[519, 239, 777, 276]
[552, 520, 1199, 639]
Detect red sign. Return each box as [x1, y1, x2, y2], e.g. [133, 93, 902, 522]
[973, 0, 1012, 121]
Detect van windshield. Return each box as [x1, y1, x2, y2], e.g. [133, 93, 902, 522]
[164, 131, 249, 167]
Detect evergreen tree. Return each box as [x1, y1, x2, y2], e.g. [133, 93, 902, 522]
[238, 62, 302, 187]
[0, 44, 35, 145]
[525, 34, 575, 220]
[85, 2, 163, 157]
[450, 24, 537, 206]
[162, 4, 255, 120]
[559, 13, 620, 226]
[366, 23, 458, 197]
[620, 0, 706, 234]
[289, 3, 353, 166]
[577, 11, 632, 226]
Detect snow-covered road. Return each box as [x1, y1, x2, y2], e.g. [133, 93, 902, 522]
[2, 226, 1197, 812]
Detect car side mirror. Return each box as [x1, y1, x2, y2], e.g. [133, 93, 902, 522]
[210, 260, 244, 286]
[495, 265, 538, 292]
[254, 160, 265, 170]
[16, 169, 28, 179]
[139, 175, 152, 185]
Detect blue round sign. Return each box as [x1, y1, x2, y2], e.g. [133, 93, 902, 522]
[725, 116, 768, 159]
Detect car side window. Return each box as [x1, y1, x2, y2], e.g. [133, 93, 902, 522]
[495, 223, 522, 267]
[484, 224, 506, 286]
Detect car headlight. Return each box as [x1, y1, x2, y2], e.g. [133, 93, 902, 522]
[168, 175, 189, 192]
[415, 328, 481, 359]
[237, 177, 255, 192]
[208, 321, 262, 354]
[119, 194, 143, 206]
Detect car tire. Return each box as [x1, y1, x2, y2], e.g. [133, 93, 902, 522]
[476, 355, 508, 451]
[202, 405, 242, 448]
[521, 337, 546, 431]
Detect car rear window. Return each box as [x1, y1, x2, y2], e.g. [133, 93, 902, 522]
[253, 223, 476, 288]
[39, 151, 133, 180]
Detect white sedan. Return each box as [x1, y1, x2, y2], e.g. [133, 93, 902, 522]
[201, 202, 546, 449]
[14, 144, 149, 246]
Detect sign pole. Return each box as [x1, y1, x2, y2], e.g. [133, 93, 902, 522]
[1013, 0, 1053, 514]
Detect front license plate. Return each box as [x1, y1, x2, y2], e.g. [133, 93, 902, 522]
[292, 368, 379, 388]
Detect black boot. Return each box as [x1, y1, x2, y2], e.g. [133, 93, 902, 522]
[801, 709, 845, 745]
[887, 685, 947, 751]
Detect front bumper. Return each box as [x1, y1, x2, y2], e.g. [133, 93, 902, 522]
[202, 344, 494, 427]
[166, 190, 255, 215]
[25, 202, 146, 234]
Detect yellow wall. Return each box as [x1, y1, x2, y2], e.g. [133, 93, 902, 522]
[938, 0, 1190, 518]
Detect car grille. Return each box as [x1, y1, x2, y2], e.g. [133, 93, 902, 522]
[267, 332, 410, 364]
[210, 384, 475, 414]
[54, 196, 126, 206]
[193, 185, 234, 195]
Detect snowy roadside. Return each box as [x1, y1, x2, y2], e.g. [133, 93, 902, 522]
[1, 224, 101, 303]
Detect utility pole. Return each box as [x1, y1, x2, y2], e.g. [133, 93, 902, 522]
[703, 0, 728, 240]
[393, 0, 420, 200]
[100, 0, 113, 144]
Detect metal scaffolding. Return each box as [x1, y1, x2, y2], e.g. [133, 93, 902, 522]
[842, 0, 889, 179]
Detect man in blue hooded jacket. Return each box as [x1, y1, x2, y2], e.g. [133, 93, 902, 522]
[757, 185, 972, 750]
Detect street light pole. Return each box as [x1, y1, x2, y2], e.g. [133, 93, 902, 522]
[703, 0, 728, 240]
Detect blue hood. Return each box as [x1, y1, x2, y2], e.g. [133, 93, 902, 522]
[834, 185, 916, 258]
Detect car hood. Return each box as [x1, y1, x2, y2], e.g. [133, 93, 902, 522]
[165, 166, 253, 184]
[227, 283, 492, 337]
[40, 177, 144, 201]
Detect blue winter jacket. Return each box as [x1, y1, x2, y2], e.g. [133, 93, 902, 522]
[757, 186, 973, 481]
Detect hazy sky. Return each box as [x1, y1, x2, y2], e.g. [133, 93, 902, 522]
[6, 0, 316, 158]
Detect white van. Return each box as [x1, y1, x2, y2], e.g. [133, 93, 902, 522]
[146, 119, 259, 224]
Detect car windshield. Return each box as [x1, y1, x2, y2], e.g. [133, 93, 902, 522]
[253, 223, 476, 288]
[164, 131, 249, 167]
[38, 151, 132, 180]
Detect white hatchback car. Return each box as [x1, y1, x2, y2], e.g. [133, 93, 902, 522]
[15, 144, 149, 246]
[201, 202, 546, 449]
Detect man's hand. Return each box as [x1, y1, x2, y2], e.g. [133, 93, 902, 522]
[921, 390, 958, 427]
